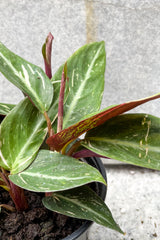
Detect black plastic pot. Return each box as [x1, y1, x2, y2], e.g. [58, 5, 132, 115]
[0, 115, 5, 123]
[63, 156, 107, 240]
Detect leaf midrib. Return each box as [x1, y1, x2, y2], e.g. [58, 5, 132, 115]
[85, 137, 160, 152]
[53, 191, 112, 226]
[11, 119, 47, 173]
[18, 172, 92, 181]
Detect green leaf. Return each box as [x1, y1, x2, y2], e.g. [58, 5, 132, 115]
[0, 103, 15, 115]
[51, 41, 106, 129]
[9, 150, 106, 192]
[0, 42, 53, 113]
[0, 98, 47, 174]
[82, 114, 160, 170]
[42, 185, 123, 234]
[47, 93, 160, 151]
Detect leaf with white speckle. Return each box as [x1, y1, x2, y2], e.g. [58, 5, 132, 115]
[0, 103, 15, 116]
[82, 114, 160, 170]
[0, 98, 47, 174]
[42, 185, 123, 234]
[9, 150, 106, 191]
[0, 42, 53, 113]
[51, 41, 106, 129]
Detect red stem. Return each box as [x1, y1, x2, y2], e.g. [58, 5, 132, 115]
[44, 111, 54, 137]
[44, 112, 54, 153]
[9, 180, 28, 211]
[0, 168, 28, 211]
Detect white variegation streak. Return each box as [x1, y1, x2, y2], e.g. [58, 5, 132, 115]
[0, 98, 48, 173]
[0, 51, 47, 111]
[71, 69, 75, 87]
[1, 122, 46, 174]
[11, 124, 47, 174]
[19, 175, 27, 185]
[0, 52, 33, 89]
[27, 64, 34, 74]
[52, 193, 113, 226]
[85, 138, 160, 153]
[0, 125, 10, 169]
[21, 65, 31, 87]
[0, 104, 10, 112]
[17, 172, 91, 181]
[63, 44, 103, 128]
[0, 150, 10, 169]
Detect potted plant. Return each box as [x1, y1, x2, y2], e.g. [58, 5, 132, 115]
[0, 32, 159, 239]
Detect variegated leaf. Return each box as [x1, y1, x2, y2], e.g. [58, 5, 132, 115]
[51, 41, 106, 129]
[43, 186, 123, 234]
[0, 42, 53, 113]
[82, 114, 160, 170]
[9, 150, 106, 191]
[0, 98, 47, 174]
[0, 103, 15, 115]
[47, 93, 160, 151]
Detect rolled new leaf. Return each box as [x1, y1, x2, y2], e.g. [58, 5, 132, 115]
[0, 98, 47, 174]
[42, 185, 123, 234]
[82, 114, 160, 170]
[9, 150, 106, 192]
[42, 32, 54, 79]
[0, 42, 53, 113]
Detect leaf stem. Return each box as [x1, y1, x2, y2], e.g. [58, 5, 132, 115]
[57, 63, 67, 133]
[0, 168, 28, 211]
[44, 111, 54, 137]
[9, 180, 28, 211]
[42, 32, 54, 79]
[67, 140, 82, 156]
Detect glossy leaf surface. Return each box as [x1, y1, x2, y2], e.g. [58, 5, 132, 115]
[51, 41, 106, 129]
[47, 93, 160, 151]
[0, 103, 15, 115]
[0, 98, 47, 174]
[42, 185, 123, 234]
[9, 150, 106, 192]
[0, 42, 53, 113]
[82, 114, 160, 170]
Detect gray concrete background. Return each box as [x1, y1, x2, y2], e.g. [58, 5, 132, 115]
[0, 0, 160, 115]
[0, 0, 160, 239]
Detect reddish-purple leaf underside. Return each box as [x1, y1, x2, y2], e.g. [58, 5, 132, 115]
[72, 149, 109, 159]
[46, 94, 160, 151]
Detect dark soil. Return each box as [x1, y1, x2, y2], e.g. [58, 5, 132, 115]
[0, 190, 85, 240]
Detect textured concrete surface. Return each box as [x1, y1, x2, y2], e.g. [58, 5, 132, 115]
[94, 0, 160, 116]
[0, 0, 160, 239]
[0, 0, 159, 116]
